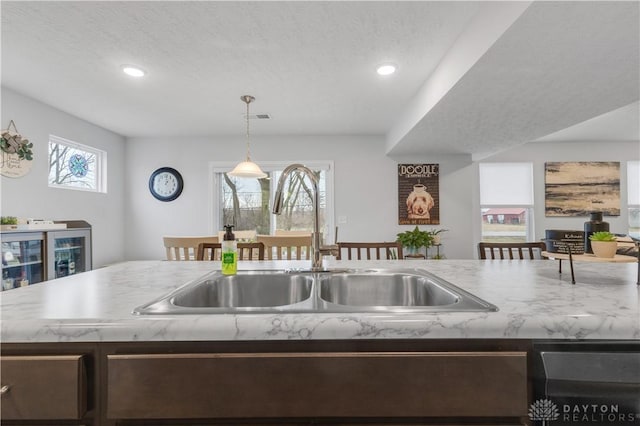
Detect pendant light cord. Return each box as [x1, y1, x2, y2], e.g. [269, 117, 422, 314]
[245, 97, 252, 161]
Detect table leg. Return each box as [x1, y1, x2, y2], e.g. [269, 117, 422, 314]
[567, 245, 576, 284]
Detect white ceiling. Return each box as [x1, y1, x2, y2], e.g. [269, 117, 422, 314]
[1, 1, 638, 157]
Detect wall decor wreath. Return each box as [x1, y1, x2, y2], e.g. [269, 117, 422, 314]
[1, 120, 33, 161]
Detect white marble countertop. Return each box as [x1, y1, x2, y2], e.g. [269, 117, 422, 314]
[1, 259, 638, 343]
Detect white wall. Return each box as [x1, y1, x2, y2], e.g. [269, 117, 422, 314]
[0, 88, 126, 268]
[124, 134, 479, 260]
[477, 140, 640, 248]
[125, 135, 403, 259]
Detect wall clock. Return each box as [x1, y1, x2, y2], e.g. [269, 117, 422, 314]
[149, 167, 184, 202]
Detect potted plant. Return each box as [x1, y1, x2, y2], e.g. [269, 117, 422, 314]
[589, 231, 617, 258]
[396, 226, 433, 256]
[428, 228, 448, 245]
[1, 216, 18, 230]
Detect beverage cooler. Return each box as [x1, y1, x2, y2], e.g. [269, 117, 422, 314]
[1, 232, 45, 290]
[1, 220, 91, 290]
[47, 228, 91, 279]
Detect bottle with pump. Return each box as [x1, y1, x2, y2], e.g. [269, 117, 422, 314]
[221, 225, 237, 275]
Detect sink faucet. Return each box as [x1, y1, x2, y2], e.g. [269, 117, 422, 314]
[273, 163, 338, 271]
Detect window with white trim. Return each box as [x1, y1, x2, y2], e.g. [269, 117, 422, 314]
[210, 161, 334, 242]
[628, 161, 639, 238]
[479, 162, 534, 242]
[48, 135, 106, 193]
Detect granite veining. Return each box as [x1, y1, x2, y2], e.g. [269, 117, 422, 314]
[1, 259, 638, 342]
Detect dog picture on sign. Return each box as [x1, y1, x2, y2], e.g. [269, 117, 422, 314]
[398, 164, 439, 225]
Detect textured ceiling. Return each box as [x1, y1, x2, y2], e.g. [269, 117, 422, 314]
[1, 1, 480, 136]
[1, 1, 638, 156]
[388, 1, 640, 157]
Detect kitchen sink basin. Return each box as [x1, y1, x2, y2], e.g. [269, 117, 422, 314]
[318, 273, 458, 307]
[172, 273, 313, 308]
[133, 269, 497, 315]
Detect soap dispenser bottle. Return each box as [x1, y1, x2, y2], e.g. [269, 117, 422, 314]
[221, 225, 237, 275]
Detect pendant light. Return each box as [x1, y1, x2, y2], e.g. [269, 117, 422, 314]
[228, 95, 267, 178]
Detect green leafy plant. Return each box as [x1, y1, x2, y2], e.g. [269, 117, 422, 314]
[0, 216, 18, 225]
[1, 130, 33, 161]
[396, 226, 434, 251]
[589, 231, 616, 242]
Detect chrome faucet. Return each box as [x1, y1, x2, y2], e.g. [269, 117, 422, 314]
[273, 163, 338, 271]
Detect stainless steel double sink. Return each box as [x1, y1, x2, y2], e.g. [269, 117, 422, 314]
[133, 268, 498, 315]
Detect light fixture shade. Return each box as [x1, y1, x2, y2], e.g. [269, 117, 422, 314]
[228, 160, 267, 178]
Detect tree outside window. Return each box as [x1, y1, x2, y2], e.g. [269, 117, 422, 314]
[48, 135, 106, 192]
[220, 168, 326, 235]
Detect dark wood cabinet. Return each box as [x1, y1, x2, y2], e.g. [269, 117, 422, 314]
[0, 355, 87, 420]
[2, 340, 532, 426]
[107, 351, 527, 419]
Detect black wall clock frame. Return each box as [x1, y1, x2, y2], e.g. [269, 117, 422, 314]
[149, 167, 184, 202]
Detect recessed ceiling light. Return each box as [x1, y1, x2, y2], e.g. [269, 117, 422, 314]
[376, 64, 397, 76]
[122, 65, 146, 77]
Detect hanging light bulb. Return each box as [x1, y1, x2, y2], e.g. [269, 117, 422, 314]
[228, 95, 267, 178]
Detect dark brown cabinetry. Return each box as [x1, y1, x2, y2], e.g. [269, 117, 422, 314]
[0, 355, 87, 420]
[107, 351, 527, 419]
[2, 340, 532, 426]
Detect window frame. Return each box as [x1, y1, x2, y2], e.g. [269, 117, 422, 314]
[628, 160, 640, 237]
[479, 162, 535, 242]
[209, 161, 335, 242]
[48, 134, 107, 193]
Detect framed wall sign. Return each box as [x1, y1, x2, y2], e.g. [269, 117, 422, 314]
[398, 163, 440, 225]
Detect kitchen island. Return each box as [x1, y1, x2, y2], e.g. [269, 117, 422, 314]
[1, 259, 639, 425]
[2, 259, 638, 341]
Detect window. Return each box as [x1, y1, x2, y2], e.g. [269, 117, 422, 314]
[48, 135, 106, 192]
[628, 161, 639, 238]
[479, 162, 534, 242]
[210, 161, 334, 241]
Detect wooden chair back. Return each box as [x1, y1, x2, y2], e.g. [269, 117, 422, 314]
[478, 242, 547, 260]
[274, 230, 312, 237]
[337, 242, 403, 260]
[256, 235, 312, 260]
[196, 242, 265, 261]
[163, 236, 218, 261]
[217, 230, 257, 242]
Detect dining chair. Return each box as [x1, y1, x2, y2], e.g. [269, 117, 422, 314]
[217, 230, 257, 242]
[163, 236, 218, 261]
[256, 235, 312, 260]
[336, 242, 403, 260]
[196, 242, 265, 261]
[274, 230, 312, 236]
[478, 242, 547, 260]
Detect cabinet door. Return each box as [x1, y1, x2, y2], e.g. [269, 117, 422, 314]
[0, 355, 87, 420]
[1, 232, 45, 289]
[47, 229, 92, 279]
[108, 351, 527, 419]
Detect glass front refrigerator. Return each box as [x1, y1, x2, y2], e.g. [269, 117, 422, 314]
[1, 232, 45, 290]
[47, 229, 92, 279]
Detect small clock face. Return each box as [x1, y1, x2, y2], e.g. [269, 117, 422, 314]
[149, 167, 183, 201]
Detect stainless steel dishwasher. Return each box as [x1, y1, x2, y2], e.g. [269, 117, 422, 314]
[532, 341, 640, 425]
